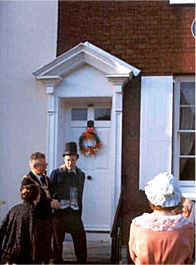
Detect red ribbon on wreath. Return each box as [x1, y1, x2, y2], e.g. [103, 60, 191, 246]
[79, 120, 102, 156]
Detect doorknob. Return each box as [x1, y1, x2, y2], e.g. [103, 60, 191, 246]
[87, 175, 93, 180]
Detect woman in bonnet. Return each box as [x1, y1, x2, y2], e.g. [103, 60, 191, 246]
[129, 172, 194, 265]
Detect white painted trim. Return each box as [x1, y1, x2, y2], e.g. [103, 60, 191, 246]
[84, 225, 110, 232]
[36, 76, 62, 81]
[33, 42, 137, 231]
[172, 76, 196, 196]
[71, 121, 111, 128]
[52, 78, 125, 231]
[139, 76, 173, 190]
[44, 85, 124, 230]
[173, 78, 180, 182]
[47, 88, 58, 175]
[33, 41, 140, 80]
[83, 42, 140, 76]
[182, 192, 196, 201]
[169, 0, 195, 4]
[110, 83, 123, 228]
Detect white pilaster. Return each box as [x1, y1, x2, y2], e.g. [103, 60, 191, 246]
[46, 85, 57, 174]
[112, 86, 123, 210]
[107, 76, 128, 227]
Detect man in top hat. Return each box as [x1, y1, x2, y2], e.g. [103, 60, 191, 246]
[50, 142, 87, 264]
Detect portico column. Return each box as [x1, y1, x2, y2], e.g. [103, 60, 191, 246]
[112, 85, 123, 209]
[36, 77, 62, 174]
[106, 75, 129, 222]
[46, 85, 57, 174]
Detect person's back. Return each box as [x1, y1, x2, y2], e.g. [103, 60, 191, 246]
[0, 184, 40, 264]
[129, 172, 194, 265]
[129, 212, 194, 264]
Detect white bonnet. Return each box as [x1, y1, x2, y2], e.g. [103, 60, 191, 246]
[144, 172, 182, 207]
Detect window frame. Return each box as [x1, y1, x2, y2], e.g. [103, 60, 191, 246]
[70, 104, 112, 128]
[169, 0, 195, 4]
[173, 76, 195, 196]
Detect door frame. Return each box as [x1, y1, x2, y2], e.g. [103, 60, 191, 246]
[44, 77, 125, 230]
[63, 101, 112, 231]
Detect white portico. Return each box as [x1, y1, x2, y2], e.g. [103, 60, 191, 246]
[33, 42, 140, 232]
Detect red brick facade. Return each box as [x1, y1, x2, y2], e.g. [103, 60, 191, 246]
[57, 1, 195, 75]
[57, 1, 195, 257]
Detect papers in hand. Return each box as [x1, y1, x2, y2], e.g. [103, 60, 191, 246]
[60, 199, 79, 210]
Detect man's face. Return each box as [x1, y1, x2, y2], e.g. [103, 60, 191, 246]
[64, 155, 78, 170]
[30, 158, 47, 175]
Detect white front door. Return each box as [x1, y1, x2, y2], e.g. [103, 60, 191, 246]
[64, 103, 112, 231]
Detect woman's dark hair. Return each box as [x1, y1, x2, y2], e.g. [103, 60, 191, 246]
[20, 184, 40, 202]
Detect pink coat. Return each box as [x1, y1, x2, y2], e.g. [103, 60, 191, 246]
[129, 213, 194, 265]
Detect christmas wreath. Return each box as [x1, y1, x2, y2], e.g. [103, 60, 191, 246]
[79, 121, 102, 156]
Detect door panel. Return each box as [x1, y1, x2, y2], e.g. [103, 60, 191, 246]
[66, 105, 112, 231]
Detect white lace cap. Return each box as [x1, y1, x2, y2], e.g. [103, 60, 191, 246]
[144, 172, 182, 207]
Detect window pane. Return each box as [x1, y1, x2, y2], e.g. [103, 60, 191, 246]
[95, 108, 111, 121]
[179, 158, 195, 180]
[180, 107, 195, 130]
[180, 82, 195, 105]
[180, 133, 195, 155]
[71, 108, 87, 121]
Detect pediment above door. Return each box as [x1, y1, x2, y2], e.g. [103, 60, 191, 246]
[32, 41, 140, 88]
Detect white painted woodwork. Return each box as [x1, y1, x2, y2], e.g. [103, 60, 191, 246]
[0, 1, 58, 221]
[170, 0, 195, 4]
[139, 76, 173, 190]
[55, 65, 114, 98]
[33, 42, 140, 79]
[62, 105, 112, 231]
[173, 76, 196, 198]
[33, 42, 140, 230]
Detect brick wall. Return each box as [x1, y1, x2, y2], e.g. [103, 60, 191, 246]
[57, 1, 195, 75]
[121, 75, 150, 249]
[57, 0, 194, 253]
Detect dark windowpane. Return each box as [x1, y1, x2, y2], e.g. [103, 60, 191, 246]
[179, 158, 195, 180]
[180, 107, 195, 130]
[71, 108, 87, 121]
[180, 133, 195, 155]
[95, 108, 111, 121]
[180, 82, 195, 105]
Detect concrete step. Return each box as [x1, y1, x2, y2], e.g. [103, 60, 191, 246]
[63, 238, 111, 264]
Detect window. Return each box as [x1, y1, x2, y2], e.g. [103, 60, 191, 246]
[169, 0, 195, 4]
[95, 108, 111, 121]
[71, 108, 87, 120]
[173, 76, 195, 193]
[192, 20, 195, 38]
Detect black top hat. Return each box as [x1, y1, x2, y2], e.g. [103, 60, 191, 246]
[63, 142, 78, 157]
[87, 120, 94, 128]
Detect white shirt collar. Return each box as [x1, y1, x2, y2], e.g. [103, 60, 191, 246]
[32, 170, 42, 183]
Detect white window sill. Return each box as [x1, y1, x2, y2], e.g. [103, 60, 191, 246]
[180, 184, 196, 201]
[180, 181, 196, 201]
[182, 192, 196, 201]
[170, 0, 195, 4]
